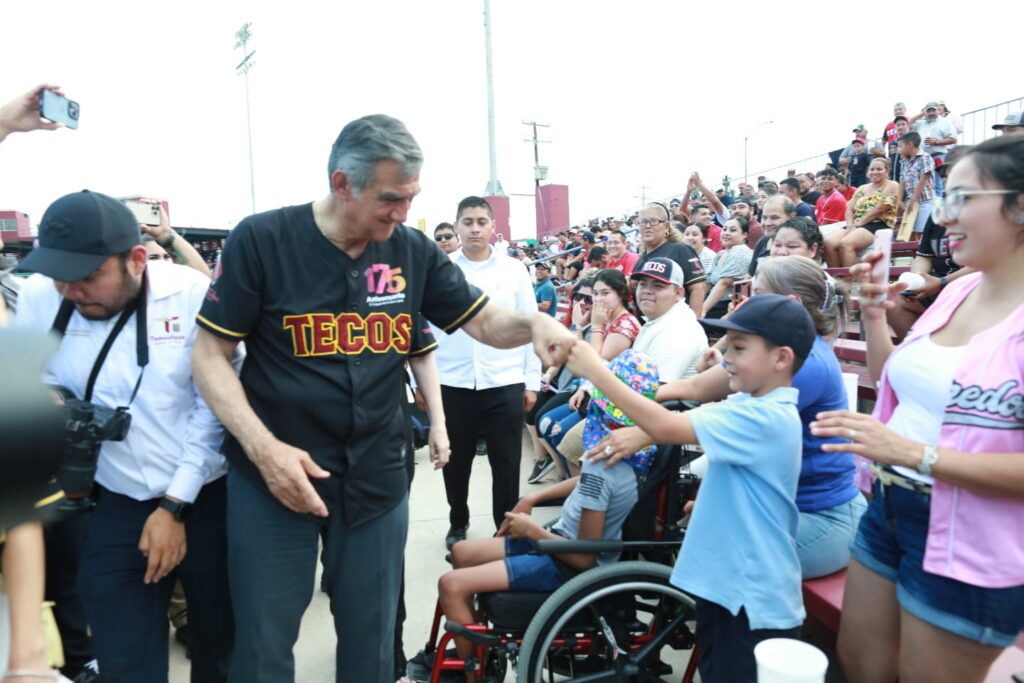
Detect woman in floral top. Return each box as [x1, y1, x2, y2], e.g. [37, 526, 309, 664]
[825, 157, 900, 267]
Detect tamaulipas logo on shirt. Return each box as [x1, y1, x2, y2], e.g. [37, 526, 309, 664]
[151, 315, 186, 345]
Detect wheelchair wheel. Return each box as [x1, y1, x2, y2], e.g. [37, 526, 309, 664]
[516, 561, 696, 682]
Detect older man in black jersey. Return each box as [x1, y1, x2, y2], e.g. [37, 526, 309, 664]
[192, 114, 575, 683]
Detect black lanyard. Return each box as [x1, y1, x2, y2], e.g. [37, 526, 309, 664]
[50, 273, 150, 404]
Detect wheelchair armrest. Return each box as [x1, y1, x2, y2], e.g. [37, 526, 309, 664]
[534, 539, 683, 555]
[662, 399, 700, 412]
[533, 496, 566, 508]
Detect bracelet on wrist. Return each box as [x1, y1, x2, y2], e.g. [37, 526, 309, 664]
[158, 232, 176, 250]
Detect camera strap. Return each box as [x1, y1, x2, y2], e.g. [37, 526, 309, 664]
[50, 272, 150, 405]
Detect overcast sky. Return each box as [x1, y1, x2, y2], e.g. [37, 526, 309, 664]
[2, 0, 1019, 239]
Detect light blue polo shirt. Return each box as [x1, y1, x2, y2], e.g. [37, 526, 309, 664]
[670, 386, 805, 630]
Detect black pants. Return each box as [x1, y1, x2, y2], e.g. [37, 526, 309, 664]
[44, 513, 93, 678]
[694, 598, 800, 682]
[77, 479, 233, 683]
[442, 383, 525, 530]
[227, 469, 407, 683]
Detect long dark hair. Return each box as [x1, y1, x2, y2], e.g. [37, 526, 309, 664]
[593, 268, 630, 308]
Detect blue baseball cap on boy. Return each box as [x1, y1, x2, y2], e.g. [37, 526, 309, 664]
[699, 294, 816, 359]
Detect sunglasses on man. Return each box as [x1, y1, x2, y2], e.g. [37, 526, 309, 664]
[435, 233, 457, 242]
[573, 293, 593, 304]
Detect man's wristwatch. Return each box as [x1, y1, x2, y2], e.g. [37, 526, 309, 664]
[917, 445, 940, 477]
[158, 232, 176, 251]
[158, 497, 192, 522]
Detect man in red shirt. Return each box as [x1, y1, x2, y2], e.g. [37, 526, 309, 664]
[883, 102, 907, 151]
[814, 167, 848, 226]
[604, 229, 638, 275]
[688, 203, 723, 251]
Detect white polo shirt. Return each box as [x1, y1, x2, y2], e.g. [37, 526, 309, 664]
[431, 247, 542, 392]
[634, 300, 708, 382]
[15, 260, 234, 503]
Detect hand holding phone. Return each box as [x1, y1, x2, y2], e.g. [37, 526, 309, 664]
[0, 84, 66, 140]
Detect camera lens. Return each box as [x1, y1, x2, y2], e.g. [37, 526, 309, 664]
[68, 102, 79, 119]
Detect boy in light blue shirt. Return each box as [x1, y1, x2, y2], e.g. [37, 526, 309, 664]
[566, 294, 815, 682]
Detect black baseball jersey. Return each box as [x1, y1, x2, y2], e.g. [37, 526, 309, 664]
[635, 241, 706, 288]
[197, 204, 486, 526]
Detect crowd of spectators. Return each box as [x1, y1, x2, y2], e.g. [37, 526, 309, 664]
[2, 83, 1024, 683]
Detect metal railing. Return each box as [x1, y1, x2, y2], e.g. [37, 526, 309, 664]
[734, 96, 1023, 190]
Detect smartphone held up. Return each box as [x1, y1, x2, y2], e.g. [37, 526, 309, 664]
[39, 88, 80, 129]
[871, 229, 893, 302]
[122, 200, 162, 227]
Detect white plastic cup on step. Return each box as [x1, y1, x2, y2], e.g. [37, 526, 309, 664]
[754, 638, 828, 683]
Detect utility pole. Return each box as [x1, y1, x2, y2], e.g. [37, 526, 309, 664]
[635, 185, 652, 207]
[482, 0, 503, 196]
[522, 120, 550, 188]
[743, 119, 773, 187]
[234, 23, 257, 214]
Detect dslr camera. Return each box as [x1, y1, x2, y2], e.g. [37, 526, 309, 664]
[56, 391, 132, 512]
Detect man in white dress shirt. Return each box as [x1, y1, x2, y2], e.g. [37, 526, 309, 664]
[433, 196, 542, 549]
[15, 190, 234, 683]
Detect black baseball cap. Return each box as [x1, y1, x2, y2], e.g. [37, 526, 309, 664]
[19, 190, 141, 281]
[700, 294, 816, 359]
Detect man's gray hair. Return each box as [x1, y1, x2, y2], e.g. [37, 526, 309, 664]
[326, 114, 423, 193]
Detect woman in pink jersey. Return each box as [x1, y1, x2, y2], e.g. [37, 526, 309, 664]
[812, 136, 1024, 682]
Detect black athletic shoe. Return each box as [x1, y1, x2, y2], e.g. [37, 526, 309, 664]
[527, 455, 556, 484]
[175, 624, 192, 660]
[445, 525, 468, 550]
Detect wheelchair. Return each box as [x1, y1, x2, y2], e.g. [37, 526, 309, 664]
[408, 409, 704, 683]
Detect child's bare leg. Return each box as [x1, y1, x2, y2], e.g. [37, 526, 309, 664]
[450, 537, 506, 568]
[438, 560, 511, 681]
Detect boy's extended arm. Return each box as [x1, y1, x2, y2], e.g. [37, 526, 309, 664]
[567, 342, 699, 444]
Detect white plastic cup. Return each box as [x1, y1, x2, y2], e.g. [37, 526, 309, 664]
[897, 271, 926, 292]
[755, 638, 828, 683]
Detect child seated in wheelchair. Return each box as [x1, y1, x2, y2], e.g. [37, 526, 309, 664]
[436, 350, 659, 679]
[568, 294, 815, 682]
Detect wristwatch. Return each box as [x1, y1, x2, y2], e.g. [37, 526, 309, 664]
[939, 276, 949, 288]
[158, 232, 176, 251]
[917, 445, 940, 477]
[158, 497, 193, 522]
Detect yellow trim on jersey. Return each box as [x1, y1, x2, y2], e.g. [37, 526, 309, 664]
[408, 341, 438, 357]
[197, 314, 248, 339]
[35, 491, 65, 508]
[443, 294, 488, 333]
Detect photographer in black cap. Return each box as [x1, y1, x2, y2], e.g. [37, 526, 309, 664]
[14, 190, 234, 683]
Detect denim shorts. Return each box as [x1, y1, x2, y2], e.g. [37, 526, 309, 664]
[851, 480, 1024, 647]
[504, 537, 566, 592]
